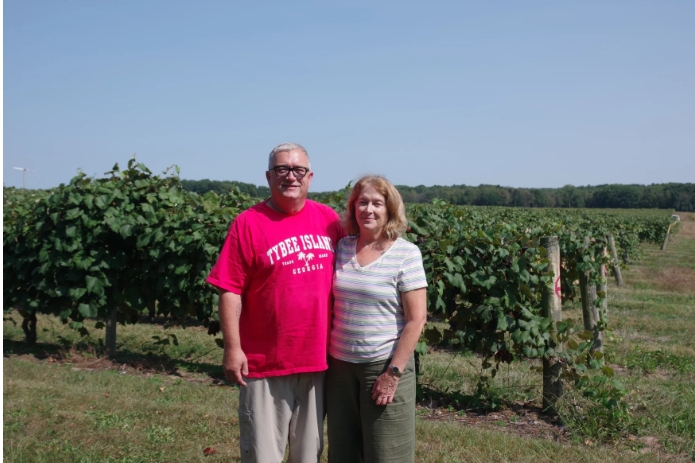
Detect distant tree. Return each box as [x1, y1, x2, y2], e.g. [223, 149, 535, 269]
[511, 188, 534, 207]
[531, 189, 553, 207]
[590, 185, 641, 209]
[556, 185, 586, 208]
[181, 179, 269, 198]
[476, 187, 510, 206]
[674, 192, 694, 212]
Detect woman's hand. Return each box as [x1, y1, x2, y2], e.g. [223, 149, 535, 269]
[371, 371, 400, 406]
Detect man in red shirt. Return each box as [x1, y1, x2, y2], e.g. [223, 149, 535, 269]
[207, 143, 345, 463]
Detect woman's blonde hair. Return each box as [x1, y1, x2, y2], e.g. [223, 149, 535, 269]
[343, 175, 408, 240]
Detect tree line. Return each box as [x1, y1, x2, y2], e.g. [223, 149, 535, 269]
[180, 179, 270, 198]
[180, 179, 695, 212]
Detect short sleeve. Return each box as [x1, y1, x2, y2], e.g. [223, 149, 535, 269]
[206, 216, 253, 295]
[397, 244, 428, 292]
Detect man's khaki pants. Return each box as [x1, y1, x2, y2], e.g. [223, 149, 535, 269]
[238, 371, 325, 463]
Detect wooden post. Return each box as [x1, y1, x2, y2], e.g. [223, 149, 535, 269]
[579, 237, 603, 353]
[661, 222, 674, 251]
[541, 236, 563, 415]
[21, 311, 38, 346]
[598, 253, 608, 329]
[607, 235, 623, 286]
[105, 307, 118, 358]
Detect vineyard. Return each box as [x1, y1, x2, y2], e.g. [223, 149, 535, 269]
[4, 160, 691, 461]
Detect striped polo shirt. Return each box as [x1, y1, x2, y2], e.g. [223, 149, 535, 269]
[329, 235, 428, 363]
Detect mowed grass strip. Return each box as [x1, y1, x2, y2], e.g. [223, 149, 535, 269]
[4, 356, 668, 463]
[415, 421, 664, 463]
[600, 214, 695, 458]
[3, 356, 240, 463]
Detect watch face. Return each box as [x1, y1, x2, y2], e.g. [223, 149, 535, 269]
[390, 365, 401, 376]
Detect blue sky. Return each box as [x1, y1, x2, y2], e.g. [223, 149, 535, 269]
[3, 1, 694, 192]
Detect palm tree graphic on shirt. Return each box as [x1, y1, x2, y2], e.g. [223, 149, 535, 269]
[297, 252, 315, 267]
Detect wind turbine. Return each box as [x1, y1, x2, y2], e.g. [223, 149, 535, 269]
[13, 167, 37, 189]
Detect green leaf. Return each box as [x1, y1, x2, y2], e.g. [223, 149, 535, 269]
[496, 313, 508, 331]
[424, 326, 442, 344]
[443, 272, 465, 291]
[78, 303, 97, 318]
[65, 207, 82, 220]
[137, 233, 151, 248]
[83, 194, 94, 209]
[175, 264, 191, 275]
[69, 287, 88, 301]
[611, 379, 625, 390]
[119, 224, 133, 238]
[70, 321, 84, 330]
[85, 276, 105, 296]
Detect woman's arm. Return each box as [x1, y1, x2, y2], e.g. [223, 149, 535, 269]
[371, 287, 427, 406]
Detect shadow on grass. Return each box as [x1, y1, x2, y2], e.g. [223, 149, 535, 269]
[417, 383, 556, 416]
[415, 383, 566, 439]
[3, 337, 230, 384]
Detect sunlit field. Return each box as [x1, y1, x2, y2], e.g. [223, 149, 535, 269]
[4, 212, 694, 462]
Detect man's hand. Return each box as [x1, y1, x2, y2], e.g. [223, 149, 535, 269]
[223, 347, 248, 387]
[371, 371, 399, 406]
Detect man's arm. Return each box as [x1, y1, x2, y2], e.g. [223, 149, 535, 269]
[218, 289, 248, 386]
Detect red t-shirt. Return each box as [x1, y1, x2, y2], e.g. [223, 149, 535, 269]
[207, 199, 346, 378]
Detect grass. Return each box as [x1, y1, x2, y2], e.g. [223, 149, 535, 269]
[3, 358, 240, 462]
[2, 357, 667, 463]
[4, 212, 695, 462]
[601, 214, 695, 458]
[414, 421, 659, 463]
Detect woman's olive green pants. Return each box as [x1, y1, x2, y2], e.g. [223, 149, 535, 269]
[326, 355, 416, 463]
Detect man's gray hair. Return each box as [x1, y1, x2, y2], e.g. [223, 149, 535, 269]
[268, 142, 311, 170]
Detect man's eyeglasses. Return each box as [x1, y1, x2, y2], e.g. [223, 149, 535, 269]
[269, 166, 310, 178]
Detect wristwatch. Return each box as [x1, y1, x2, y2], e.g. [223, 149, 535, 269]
[388, 364, 402, 378]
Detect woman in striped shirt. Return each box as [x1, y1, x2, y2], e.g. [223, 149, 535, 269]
[326, 175, 428, 463]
